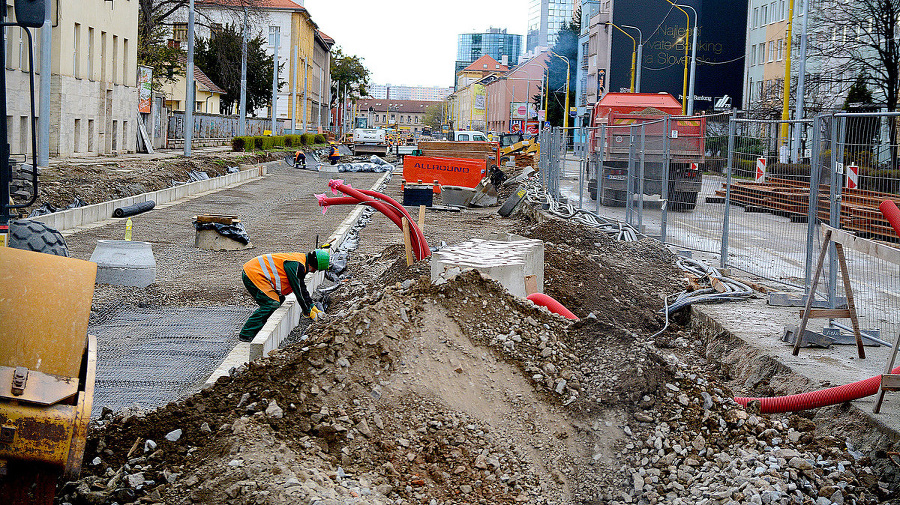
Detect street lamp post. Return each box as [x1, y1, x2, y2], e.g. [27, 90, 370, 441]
[604, 22, 637, 93]
[666, 1, 698, 115]
[621, 24, 643, 93]
[548, 51, 571, 131]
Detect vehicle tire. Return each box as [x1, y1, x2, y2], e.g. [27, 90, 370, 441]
[601, 188, 625, 207]
[498, 186, 527, 217]
[671, 191, 698, 212]
[8, 219, 69, 256]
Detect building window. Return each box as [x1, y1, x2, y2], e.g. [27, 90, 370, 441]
[753, 7, 758, 28]
[761, 4, 767, 24]
[87, 28, 94, 79]
[74, 23, 80, 77]
[768, 41, 774, 62]
[173, 23, 187, 43]
[750, 45, 756, 66]
[777, 39, 784, 60]
[123, 38, 129, 84]
[74, 118, 81, 152]
[111, 120, 118, 152]
[112, 35, 118, 84]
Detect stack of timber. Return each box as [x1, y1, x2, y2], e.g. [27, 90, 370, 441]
[418, 141, 500, 168]
[715, 177, 900, 241]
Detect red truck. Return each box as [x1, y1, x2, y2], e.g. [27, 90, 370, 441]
[587, 93, 706, 211]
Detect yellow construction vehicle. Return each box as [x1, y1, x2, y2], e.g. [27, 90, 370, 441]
[0, 2, 99, 503]
[498, 133, 540, 164]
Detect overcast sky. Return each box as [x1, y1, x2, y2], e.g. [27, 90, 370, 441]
[302, 0, 530, 89]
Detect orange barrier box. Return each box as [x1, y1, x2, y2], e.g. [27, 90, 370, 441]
[403, 156, 486, 189]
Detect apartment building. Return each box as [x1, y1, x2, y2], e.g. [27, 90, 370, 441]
[5, 0, 139, 157]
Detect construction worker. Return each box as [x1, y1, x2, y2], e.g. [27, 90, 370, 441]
[293, 150, 306, 168]
[328, 143, 341, 165]
[238, 250, 329, 342]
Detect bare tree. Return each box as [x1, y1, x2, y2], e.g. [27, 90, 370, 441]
[805, 0, 900, 112]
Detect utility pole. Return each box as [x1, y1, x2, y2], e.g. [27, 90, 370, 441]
[270, 26, 280, 136]
[38, 0, 51, 166]
[302, 57, 308, 134]
[239, 7, 247, 136]
[184, 0, 196, 156]
[781, 0, 797, 141]
[291, 44, 298, 133]
[791, 0, 809, 162]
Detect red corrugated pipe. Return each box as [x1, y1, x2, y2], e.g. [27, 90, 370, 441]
[879, 200, 900, 239]
[526, 293, 579, 320]
[734, 366, 900, 413]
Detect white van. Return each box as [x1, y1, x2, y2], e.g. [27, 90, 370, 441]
[453, 130, 487, 142]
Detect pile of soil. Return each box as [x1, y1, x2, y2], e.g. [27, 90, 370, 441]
[519, 219, 682, 331]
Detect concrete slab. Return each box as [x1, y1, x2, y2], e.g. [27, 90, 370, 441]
[431, 238, 545, 298]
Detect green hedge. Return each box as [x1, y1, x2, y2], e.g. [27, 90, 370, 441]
[232, 134, 328, 152]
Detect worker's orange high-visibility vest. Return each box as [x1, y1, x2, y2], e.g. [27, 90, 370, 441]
[243, 253, 306, 298]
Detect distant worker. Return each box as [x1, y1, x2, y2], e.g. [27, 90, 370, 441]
[293, 150, 306, 169]
[328, 143, 341, 165]
[239, 250, 330, 342]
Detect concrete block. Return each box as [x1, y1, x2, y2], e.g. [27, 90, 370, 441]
[431, 238, 544, 298]
[82, 205, 99, 224]
[175, 185, 188, 199]
[89, 240, 156, 288]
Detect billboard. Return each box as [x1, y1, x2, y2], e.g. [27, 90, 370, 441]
[138, 66, 153, 113]
[609, 0, 747, 111]
[510, 102, 537, 120]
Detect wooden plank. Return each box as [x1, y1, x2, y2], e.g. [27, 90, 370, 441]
[401, 217, 414, 266]
[879, 374, 900, 390]
[835, 242, 866, 359]
[194, 214, 240, 225]
[799, 308, 853, 319]
[823, 224, 900, 265]
[417, 205, 425, 232]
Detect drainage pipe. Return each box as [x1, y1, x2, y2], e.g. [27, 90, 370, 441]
[331, 180, 429, 257]
[879, 200, 900, 239]
[316, 192, 428, 260]
[526, 293, 579, 320]
[327, 180, 430, 259]
[113, 200, 156, 218]
[734, 365, 900, 414]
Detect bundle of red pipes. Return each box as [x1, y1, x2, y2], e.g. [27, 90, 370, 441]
[315, 179, 431, 261]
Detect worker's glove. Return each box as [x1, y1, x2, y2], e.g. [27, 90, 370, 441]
[309, 306, 324, 320]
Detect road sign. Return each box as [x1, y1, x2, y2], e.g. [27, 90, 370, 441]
[756, 157, 766, 183]
[846, 164, 859, 189]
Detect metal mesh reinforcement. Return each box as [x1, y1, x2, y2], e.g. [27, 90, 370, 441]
[89, 306, 251, 417]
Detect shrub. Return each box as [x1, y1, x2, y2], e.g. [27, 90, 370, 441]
[232, 136, 248, 151]
[272, 136, 285, 148]
[301, 133, 315, 145]
[283, 135, 293, 148]
[314, 134, 326, 144]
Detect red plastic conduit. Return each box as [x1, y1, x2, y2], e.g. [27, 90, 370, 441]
[879, 200, 900, 239]
[734, 366, 900, 414]
[337, 187, 428, 260]
[526, 293, 579, 320]
[732, 200, 900, 414]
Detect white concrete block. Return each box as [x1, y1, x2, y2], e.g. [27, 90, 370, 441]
[431, 238, 544, 298]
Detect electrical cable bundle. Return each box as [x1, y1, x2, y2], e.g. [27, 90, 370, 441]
[665, 257, 754, 315]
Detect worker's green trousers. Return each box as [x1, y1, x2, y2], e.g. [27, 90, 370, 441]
[239, 272, 282, 341]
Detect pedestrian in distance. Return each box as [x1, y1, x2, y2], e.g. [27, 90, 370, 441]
[328, 142, 341, 165]
[239, 250, 329, 342]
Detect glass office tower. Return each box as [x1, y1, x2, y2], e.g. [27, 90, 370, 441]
[455, 28, 522, 80]
[527, 0, 576, 52]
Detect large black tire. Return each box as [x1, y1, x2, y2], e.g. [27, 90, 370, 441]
[601, 188, 625, 207]
[671, 191, 698, 212]
[8, 219, 69, 256]
[498, 186, 527, 217]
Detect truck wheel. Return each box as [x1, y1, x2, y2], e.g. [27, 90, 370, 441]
[671, 191, 698, 211]
[7, 219, 70, 256]
[601, 188, 625, 207]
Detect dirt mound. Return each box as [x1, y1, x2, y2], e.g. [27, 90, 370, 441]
[520, 220, 682, 330]
[12, 152, 281, 215]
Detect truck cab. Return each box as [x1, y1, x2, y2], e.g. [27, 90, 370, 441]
[587, 92, 704, 211]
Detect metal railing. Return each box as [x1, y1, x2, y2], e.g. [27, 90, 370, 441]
[543, 110, 900, 340]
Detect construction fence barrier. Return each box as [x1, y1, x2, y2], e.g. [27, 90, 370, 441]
[543, 110, 900, 340]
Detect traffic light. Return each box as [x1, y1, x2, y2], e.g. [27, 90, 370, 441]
[14, 0, 45, 28]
